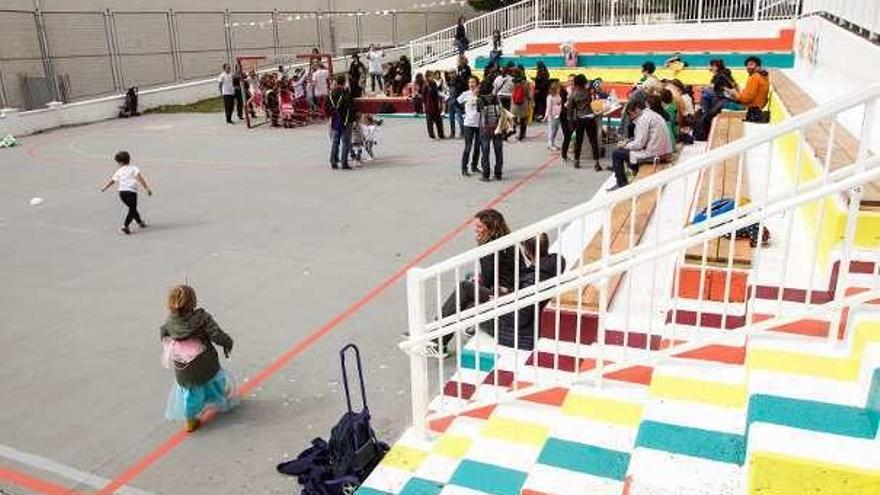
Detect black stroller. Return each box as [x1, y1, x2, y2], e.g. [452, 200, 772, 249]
[119, 87, 139, 118]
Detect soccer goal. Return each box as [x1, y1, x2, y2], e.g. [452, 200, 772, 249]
[237, 53, 335, 129]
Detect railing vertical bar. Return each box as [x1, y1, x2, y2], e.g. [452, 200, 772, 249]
[513, 242, 520, 393]
[745, 127, 777, 329]
[695, 156, 718, 338]
[648, 185, 662, 355]
[720, 152, 747, 331]
[455, 266, 463, 404]
[554, 227, 564, 380]
[776, 129, 805, 318]
[805, 119, 837, 312]
[597, 205, 612, 388]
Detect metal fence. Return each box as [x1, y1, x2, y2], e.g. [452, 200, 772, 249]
[0, 8, 459, 109]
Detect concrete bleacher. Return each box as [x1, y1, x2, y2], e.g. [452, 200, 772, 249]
[771, 70, 880, 210]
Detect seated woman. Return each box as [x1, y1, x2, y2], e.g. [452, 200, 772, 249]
[437, 209, 517, 352]
[497, 233, 566, 351]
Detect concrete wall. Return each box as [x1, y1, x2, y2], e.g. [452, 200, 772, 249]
[0, 0, 472, 109]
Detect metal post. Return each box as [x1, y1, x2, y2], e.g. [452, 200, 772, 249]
[316, 12, 323, 52]
[534, 0, 540, 28]
[356, 11, 362, 52]
[698, 0, 704, 23]
[406, 268, 430, 439]
[33, 9, 60, 101]
[167, 10, 180, 82]
[102, 9, 121, 92]
[272, 10, 280, 56]
[392, 12, 398, 46]
[753, 0, 761, 22]
[223, 9, 233, 65]
[424, 12, 429, 36]
[0, 63, 8, 108]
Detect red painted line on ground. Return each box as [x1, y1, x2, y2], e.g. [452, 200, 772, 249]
[0, 465, 80, 495]
[95, 155, 560, 494]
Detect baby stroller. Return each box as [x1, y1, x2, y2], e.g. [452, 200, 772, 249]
[119, 87, 139, 118]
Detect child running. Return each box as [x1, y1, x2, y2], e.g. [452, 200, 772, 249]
[160, 285, 236, 432]
[100, 151, 152, 235]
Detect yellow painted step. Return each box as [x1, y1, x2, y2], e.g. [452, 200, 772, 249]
[749, 451, 880, 495]
[649, 374, 747, 408]
[561, 393, 644, 428]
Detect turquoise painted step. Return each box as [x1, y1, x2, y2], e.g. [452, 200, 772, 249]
[635, 420, 746, 465]
[474, 52, 794, 70]
[449, 460, 528, 495]
[399, 477, 444, 495]
[356, 488, 392, 495]
[746, 393, 879, 441]
[537, 437, 630, 481]
[460, 348, 496, 372]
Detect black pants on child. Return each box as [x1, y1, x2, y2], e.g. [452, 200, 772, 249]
[119, 191, 143, 228]
[233, 89, 244, 119]
[426, 112, 445, 139]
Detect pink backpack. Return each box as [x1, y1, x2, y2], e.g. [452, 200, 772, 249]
[161, 337, 205, 369]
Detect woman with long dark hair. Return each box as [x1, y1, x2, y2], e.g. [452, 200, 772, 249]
[532, 61, 551, 122]
[565, 74, 601, 171]
[437, 209, 518, 353]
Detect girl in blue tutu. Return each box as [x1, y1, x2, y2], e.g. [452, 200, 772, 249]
[160, 285, 237, 432]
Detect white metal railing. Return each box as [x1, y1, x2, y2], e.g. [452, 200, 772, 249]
[408, 0, 801, 67]
[401, 82, 880, 436]
[802, 0, 880, 40]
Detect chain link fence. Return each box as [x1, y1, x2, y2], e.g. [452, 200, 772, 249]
[0, 7, 461, 110]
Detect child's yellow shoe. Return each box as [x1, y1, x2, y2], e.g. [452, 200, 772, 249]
[185, 419, 200, 433]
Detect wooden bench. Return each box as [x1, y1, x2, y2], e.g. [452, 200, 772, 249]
[684, 111, 752, 269]
[556, 156, 675, 312]
[771, 70, 879, 210]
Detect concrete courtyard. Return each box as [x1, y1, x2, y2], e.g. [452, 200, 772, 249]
[0, 112, 610, 494]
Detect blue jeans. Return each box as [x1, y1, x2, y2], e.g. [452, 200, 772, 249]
[330, 125, 352, 168]
[480, 130, 504, 178]
[447, 99, 464, 137]
[461, 126, 481, 172]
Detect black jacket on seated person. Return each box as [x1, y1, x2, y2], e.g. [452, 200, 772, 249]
[498, 253, 566, 351]
[479, 245, 517, 294]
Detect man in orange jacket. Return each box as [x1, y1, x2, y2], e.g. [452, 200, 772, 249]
[733, 56, 770, 109]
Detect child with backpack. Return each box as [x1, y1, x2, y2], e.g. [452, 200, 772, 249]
[161, 285, 236, 432]
[510, 71, 531, 141]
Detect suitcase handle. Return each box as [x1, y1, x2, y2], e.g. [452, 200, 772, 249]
[340, 343, 368, 414]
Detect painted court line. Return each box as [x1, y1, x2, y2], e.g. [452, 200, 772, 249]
[0, 465, 80, 495]
[0, 445, 154, 495]
[94, 156, 560, 495]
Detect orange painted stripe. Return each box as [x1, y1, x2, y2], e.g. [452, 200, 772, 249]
[519, 29, 794, 55]
[462, 404, 496, 420]
[522, 387, 569, 407]
[522, 490, 554, 495]
[0, 465, 80, 495]
[675, 344, 746, 365]
[605, 365, 653, 385]
[429, 415, 456, 434]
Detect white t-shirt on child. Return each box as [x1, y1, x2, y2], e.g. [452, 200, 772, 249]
[112, 165, 140, 193]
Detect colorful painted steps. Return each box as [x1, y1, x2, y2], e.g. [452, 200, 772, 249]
[516, 29, 795, 55]
[474, 52, 794, 70]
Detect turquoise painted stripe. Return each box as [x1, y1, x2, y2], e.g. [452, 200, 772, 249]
[746, 394, 878, 441]
[399, 477, 444, 495]
[537, 437, 630, 481]
[449, 460, 528, 495]
[868, 368, 880, 426]
[475, 52, 794, 69]
[356, 487, 393, 495]
[460, 348, 496, 372]
[635, 420, 745, 465]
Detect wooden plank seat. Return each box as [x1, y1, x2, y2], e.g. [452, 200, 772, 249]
[684, 111, 753, 269]
[556, 153, 678, 313]
[771, 70, 879, 209]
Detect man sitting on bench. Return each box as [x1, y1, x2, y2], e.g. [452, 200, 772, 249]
[608, 99, 672, 191]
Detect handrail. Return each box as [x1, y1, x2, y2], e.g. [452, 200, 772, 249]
[401, 160, 880, 347]
[412, 81, 880, 279]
